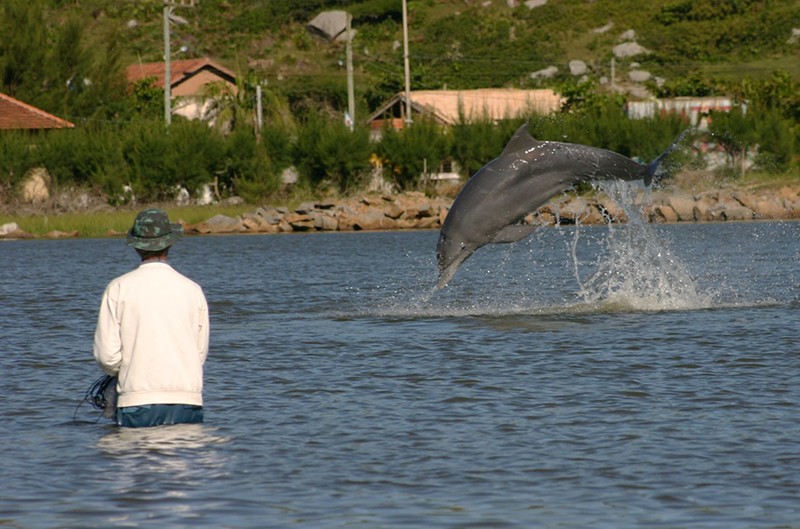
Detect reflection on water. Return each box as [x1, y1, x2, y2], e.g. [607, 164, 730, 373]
[97, 423, 231, 456]
[94, 424, 233, 523]
[96, 424, 231, 481]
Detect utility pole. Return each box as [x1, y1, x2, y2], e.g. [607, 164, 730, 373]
[402, 0, 412, 126]
[163, 0, 194, 127]
[346, 12, 355, 131]
[163, 2, 172, 126]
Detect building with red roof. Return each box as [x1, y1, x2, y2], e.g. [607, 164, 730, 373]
[0, 93, 75, 130]
[126, 57, 237, 123]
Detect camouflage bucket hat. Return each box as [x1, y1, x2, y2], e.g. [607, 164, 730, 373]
[126, 208, 183, 251]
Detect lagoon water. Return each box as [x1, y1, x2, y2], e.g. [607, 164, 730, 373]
[2, 212, 799, 527]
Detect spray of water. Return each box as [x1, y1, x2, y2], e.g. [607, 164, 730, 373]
[368, 181, 715, 318]
[571, 181, 712, 311]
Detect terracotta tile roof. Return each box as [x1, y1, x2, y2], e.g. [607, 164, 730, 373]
[126, 57, 236, 89]
[0, 92, 75, 130]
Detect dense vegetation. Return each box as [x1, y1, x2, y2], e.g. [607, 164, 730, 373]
[1, 0, 799, 207]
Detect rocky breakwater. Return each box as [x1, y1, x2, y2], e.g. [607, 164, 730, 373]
[4, 184, 800, 241]
[644, 186, 800, 223]
[186, 192, 452, 235]
[185, 185, 800, 238]
[527, 185, 800, 226]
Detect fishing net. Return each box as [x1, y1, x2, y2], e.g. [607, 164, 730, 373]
[75, 374, 118, 422]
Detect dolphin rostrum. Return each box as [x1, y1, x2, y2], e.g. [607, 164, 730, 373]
[436, 123, 689, 289]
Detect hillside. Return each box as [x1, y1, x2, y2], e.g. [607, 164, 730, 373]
[36, 0, 800, 116]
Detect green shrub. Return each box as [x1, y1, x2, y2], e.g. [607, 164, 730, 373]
[753, 109, 796, 173]
[378, 119, 449, 190]
[0, 131, 36, 193]
[294, 114, 373, 193]
[451, 117, 502, 178]
[221, 128, 281, 202]
[37, 126, 123, 188]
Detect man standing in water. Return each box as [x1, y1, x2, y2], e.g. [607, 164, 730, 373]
[93, 208, 209, 427]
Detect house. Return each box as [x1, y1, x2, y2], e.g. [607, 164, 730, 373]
[0, 92, 74, 130]
[625, 96, 735, 129]
[367, 88, 564, 183]
[367, 88, 565, 137]
[126, 57, 237, 122]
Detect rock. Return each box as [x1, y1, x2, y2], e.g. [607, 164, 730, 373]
[666, 192, 697, 221]
[193, 214, 243, 234]
[722, 205, 754, 221]
[277, 218, 294, 232]
[596, 197, 628, 223]
[628, 69, 651, 82]
[352, 210, 396, 231]
[307, 10, 349, 42]
[416, 203, 434, 218]
[241, 212, 277, 232]
[613, 42, 649, 58]
[619, 29, 637, 42]
[175, 187, 190, 206]
[734, 192, 785, 220]
[693, 194, 718, 221]
[284, 212, 315, 231]
[22, 168, 51, 204]
[569, 60, 587, 76]
[385, 203, 405, 219]
[0, 223, 33, 239]
[316, 213, 339, 231]
[223, 196, 244, 206]
[557, 197, 603, 224]
[294, 202, 318, 214]
[530, 66, 558, 80]
[438, 206, 449, 226]
[281, 167, 299, 186]
[593, 22, 614, 34]
[414, 217, 437, 229]
[1, 222, 19, 236]
[653, 204, 678, 223]
[316, 199, 338, 210]
[254, 207, 283, 225]
[524, 0, 547, 8]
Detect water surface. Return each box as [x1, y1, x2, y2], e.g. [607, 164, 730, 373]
[1, 219, 799, 528]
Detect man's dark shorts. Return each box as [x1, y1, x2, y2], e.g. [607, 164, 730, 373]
[116, 404, 203, 428]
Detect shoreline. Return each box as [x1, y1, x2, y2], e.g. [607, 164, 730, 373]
[2, 181, 800, 240]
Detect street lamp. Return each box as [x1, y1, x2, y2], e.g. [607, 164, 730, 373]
[163, 0, 193, 126]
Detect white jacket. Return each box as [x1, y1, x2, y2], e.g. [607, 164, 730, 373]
[93, 261, 209, 408]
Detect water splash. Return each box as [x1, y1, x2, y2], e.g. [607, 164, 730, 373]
[572, 181, 713, 311]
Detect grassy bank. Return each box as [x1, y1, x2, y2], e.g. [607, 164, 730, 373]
[0, 204, 256, 239]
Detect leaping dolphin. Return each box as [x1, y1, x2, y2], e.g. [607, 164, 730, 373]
[436, 123, 689, 289]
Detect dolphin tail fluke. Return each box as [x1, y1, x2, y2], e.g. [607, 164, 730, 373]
[644, 128, 695, 186]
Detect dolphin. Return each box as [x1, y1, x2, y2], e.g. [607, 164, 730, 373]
[435, 123, 689, 289]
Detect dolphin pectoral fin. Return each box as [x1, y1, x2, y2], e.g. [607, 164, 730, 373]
[490, 224, 537, 244]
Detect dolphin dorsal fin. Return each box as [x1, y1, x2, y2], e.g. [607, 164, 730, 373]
[500, 123, 540, 156]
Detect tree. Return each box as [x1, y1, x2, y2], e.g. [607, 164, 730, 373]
[707, 108, 756, 176]
[0, 0, 48, 100]
[294, 113, 373, 193]
[378, 119, 449, 190]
